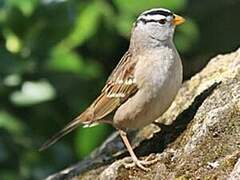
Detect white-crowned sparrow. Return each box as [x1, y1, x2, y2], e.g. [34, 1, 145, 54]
[40, 8, 185, 171]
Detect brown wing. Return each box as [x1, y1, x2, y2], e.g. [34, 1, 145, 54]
[88, 51, 138, 121]
[39, 51, 138, 151]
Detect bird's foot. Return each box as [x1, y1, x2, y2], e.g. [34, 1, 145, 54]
[123, 154, 158, 171]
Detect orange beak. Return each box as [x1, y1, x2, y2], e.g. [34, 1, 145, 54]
[173, 14, 185, 25]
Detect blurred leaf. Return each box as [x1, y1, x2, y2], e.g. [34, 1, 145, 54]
[63, 2, 103, 48]
[47, 46, 83, 73]
[10, 80, 56, 106]
[3, 29, 22, 53]
[175, 18, 199, 52]
[0, 170, 19, 180]
[42, 0, 67, 4]
[114, 0, 186, 14]
[75, 124, 111, 158]
[116, 14, 135, 37]
[0, 48, 30, 74]
[0, 110, 25, 134]
[47, 46, 102, 78]
[7, 0, 39, 16]
[0, 8, 7, 22]
[3, 74, 21, 86]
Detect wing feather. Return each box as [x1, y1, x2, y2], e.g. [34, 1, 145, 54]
[89, 51, 138, 121]
[39, 51, 138, 151]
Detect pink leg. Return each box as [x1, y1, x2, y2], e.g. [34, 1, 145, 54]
[119, 130, 158, 171]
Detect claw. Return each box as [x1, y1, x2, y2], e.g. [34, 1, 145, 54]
[123, 154, 159, 171]
[118, 130, 159, 171]
[145, 153, 157, 162]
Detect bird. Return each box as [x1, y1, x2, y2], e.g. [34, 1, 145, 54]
[40, 8, 185, 171]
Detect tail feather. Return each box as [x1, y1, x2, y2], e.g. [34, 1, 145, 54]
[39, 112, 92, 151]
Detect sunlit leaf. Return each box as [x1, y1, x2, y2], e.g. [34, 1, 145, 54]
[7, 0, 39, 16]
[47, 46, 83, 73]
[47, 46, 102, 78]
[74, 124, 111, 158]
[3, 29, 22, 53]
[10, 80, 56, 106]
[3, 74, 21, 86]
[0, 8, 7, 22]
[0, 110, 25, 134]
[63, 1, 103, 48]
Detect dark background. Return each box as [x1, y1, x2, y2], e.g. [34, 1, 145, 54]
[0, 0, 239, 179]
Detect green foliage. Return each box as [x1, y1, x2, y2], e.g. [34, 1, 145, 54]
[6, 0, 38, 16]
[63, 1, 103, 48]
[75, 124, 112, 158]
[0, 110, 25, 134]
[175, 18, 199, 52]
[0, 0, 239, 179]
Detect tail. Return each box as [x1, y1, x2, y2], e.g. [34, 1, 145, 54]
[39, 111, 92, 151]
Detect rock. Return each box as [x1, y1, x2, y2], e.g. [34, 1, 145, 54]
[46, 48, 240, 180]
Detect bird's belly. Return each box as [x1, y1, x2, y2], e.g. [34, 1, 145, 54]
[119, 77, 180, 129]
[113, 53, 182, 129]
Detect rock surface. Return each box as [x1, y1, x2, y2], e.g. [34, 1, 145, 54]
[46, 48, 240, 180]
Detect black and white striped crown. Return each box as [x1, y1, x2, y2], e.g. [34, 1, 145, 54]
[137, 8, 174, 24]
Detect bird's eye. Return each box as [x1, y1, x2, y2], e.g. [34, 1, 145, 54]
[159, 19, 166, 24]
